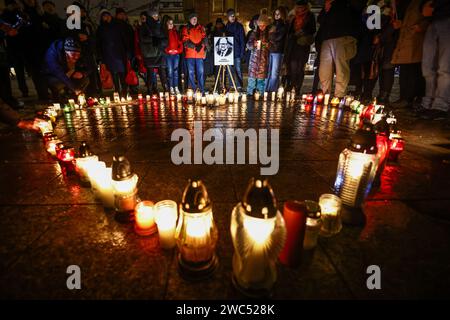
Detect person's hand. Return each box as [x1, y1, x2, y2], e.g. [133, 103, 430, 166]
[195, 44, 202, 52]
[422, 1, 434, 17]
[373, 35, 380, 45]
[74, 89, 83, 96]
[79, 33, 88, 42]
[18, 119, 43, 132]
[72, 72, 84, 80]
[392, 19, 402, 29]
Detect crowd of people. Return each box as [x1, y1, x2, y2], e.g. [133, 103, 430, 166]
[0, 0, 449, 130]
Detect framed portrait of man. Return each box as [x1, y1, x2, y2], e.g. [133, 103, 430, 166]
[214, 37, 234, 66]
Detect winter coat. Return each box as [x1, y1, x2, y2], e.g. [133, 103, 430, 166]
[225, 21, 245, 59]
[247, 27, 270, 79]
[268, 20, 288, 53]
[96, 19, 128, 73]
[42, 39, 86, 91]
[117, 19, 136, 59]
[138, 19, 167, 66]
[165, 28, 183, 55]
[64, 17, 97, 72]
[181, 23, 207, 59]
[42, 12, 64, 49]
[391, 0, 430, 65]
[284, 12, 316, 62]
[317, 0, 361, 43]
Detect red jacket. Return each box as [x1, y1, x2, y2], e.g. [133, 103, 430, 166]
[165, 29, 183, 55]
[181, 23, 206, 59]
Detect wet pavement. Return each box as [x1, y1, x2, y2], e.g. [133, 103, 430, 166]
[1, 77, 450, 300]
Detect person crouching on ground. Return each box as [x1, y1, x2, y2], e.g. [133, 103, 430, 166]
[42, 37, 89, 100]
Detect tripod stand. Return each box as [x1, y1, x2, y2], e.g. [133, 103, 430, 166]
[213, 64, 238, 94]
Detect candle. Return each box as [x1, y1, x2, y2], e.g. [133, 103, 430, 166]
[306, 94, 314, 104]
[45, 134, 60, 157]
[317, 93, 324, 104]
[324, 93, 330, 105]
[319, 194, 342, 237]
[330, 97, 340, 107]
[127, 94, 133, 102]
[234, 91, 240, 103]
[113, 92, 120, 103]
[228, 92, 235, 104]
[155, 200, 178, 249]
[78, 94, 86, 107]
[187, 89, 194, 102]
[176, 93, 182, 101]
[301, 94, 307, 103]
[75, 142, 99, 185]
[91, 164, 115, 208]
[218, 94, 226, 105]
[302, 201, 322, 250]
[146, 94, 151, 102]
[138, 93, 143, 103]
[286, 92, 291, 103]
[271, 91, 275, 101]
[277, 87, 284, 100]
[263, 91, 268, 101]
[241, 94, 247, 103]
[68, 99, 75, 108]
[53, 103, 61, 111]
[120, 97, 126, 103]
[206, 94, 215, 106]
[279, 201, 307, 267]
[201, 96, 207, 106]
[112, 155, 138, 214]
[254, 91, 260, 101]
[159, 92, 164, 100]
[106, 97, 111, 105]
[345, 96, 353, 107]
[134, 201, 157, 236]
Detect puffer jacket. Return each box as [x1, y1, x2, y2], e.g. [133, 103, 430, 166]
[181, 23, 207, 59]
[247, 27, 270, 79]
[268, 20, 287, 53]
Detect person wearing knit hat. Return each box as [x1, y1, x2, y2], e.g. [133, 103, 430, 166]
[246, 12, 271, 95]
[99, 9, 111, 19]
[149, 7, 159, 18]
[42, 37, 89, 99]
[225, 7, 245, 91]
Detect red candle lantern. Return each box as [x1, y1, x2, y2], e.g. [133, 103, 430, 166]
[389, 130, 405, 161]
[57, 146, 76, 174]
[316, 90, 324, 104]
[279, 200, 307, 267]
[306, 94, 314, 104]
[138, 93, 143, 104]
[359, 103, 375, 126]
[151, 94, 159, 102]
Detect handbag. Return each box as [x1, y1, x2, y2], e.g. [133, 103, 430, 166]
[99, 63, 114, 90]
[125, 60, 139, 86]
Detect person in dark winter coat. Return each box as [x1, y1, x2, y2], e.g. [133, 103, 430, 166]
[266, 7, 288, 92]
[139, 8, 168, 94]
[42, 38, 89, 99]
[284, 1, 316, 93]
[244, 15, 259, 71]
[246, 14, 271, 95]
[96, 9, 129, 96]
[225, 8, 246, 91]
[41, 1, 63, 48]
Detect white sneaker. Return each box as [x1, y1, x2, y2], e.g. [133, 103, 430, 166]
[170, 87, 175, 95]
[174, 87, 180, 95]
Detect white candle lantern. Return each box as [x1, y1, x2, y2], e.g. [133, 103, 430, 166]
[206, 93, 215, 106]
[277, 87, 284, 100]
[75, 141, 99, 185]
[324, 93, 331, 105]
[271, 91, 275, 101]
[112, 155, 139, 216]
[263, 92, 268, 101]
[176, 179, 218, 279]
[186, 89, 194, 103]
[241, 94, 247, 103]
[334, 125, 379, 208]
[319, 194, 342, 237]
[230, 178, 286, 298]
[90, 162, 114, 208]
[254, 91, 260, 101]
[113, 92, 120, 103]
[155, 200, 178, 249]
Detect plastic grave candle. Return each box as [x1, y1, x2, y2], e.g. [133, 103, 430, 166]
[228, 92, 235, 104]
[350, 100, 361, 113]
[90, 162, 114, 208]
[134, 201, 157, 236]
[175, 179, 218, 279]
[324, 93, 330, 105]
[234, 91, 240, 103]
[306, 94, 314, 104]
[112, 92, 119, 103]
[254, 90, 260, 101]
[127, 94, 133, 102]
[186, 89, 194, 102]
[231, 178, 286, 297]
[319, 194, 342, 237]
[45, 134, 61, 157]
[279, 201, 307, 267]
[277, 87, 284, 100]
[176, 93, 182, 101]
[36, 115, 53, 136]
[68, 99, 75, 108]
[286, 92, 291, 103]
[112, 155, 138, 217]
[263, 92, 268, 101]
[271, 92, 275, 101]
[151, 94, 158, 102]
[146, 95, 151, 102]
[302, 201, 322, 250]
[159, 92, 164, 101]
[195, 91, 202, 103]
[334, 125, 379, 208]
[389, 129, 405, 161]
[105, 96, 111, 105]
[291, 88, 296, 99]
[218, 94, 226, 106]
[206, 93, 215, 106]
[138, 93, 143, 104]
[78, 94, 86, 107]
[316, 91, 324, 104]
[201, 96, 207, 106]
[330, 97, 340, 107]
[345, 95, 353, 107]
[57, 146, 76, 174]
[75, 141, 99, 185]
[155, 200, 178, 249]
[301, 94, 307, 103]
[241, 94, 247, 103]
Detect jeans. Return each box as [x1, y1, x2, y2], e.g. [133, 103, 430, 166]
[265, 53, 283, 92]
[166, 54, 180, 89]
[227, 57, 244, 90]
[247, 77, 267, 95]
[422, 17, 450, 112]
[186, 58, 205, 93]
[319, 36, 357, 97]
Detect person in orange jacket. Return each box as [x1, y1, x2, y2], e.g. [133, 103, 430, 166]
[181, 12, 207, 93]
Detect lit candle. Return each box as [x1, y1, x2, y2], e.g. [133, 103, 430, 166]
[286, 92, 291, 103]
[112, 155, 138, 214]
[206, 93, 215, 106]
[317, 92, 324, 104]
[53, 103, 61, 111]
[201, 96, 207, 106]
[138, 93, 143, 104]
[120, 97, 126, 103]
[228, 92, 235, 104]
[345, 96, 353, 107]
[187, 89, 194, 102]
[78, 94, 86, 107]
[127, 94, 133, 102]
[234, 91, 240, 103]
[271, 91, 275, 101]
[254, 91, 260, 101]
[146, 94, 151, 102]
[218, 94, 226, 105]
[75, 141, 99, 185]
[106, 97, 111, 105]
[68, 99, 75, 108]
[155, 200, 178, 249]
[45, 134, 60, 157]
[159, 92, 164, 100]
[263, 91, 268, 101]
[319, 194, 342, 237]
[91, 164, 115, 208]
[279, 201, 307, 267]
[277, 87, 284, 100]
[330, 97, 340, 107]
[324, 93, 330, 105]
[134, 201, 157, 236]
[176, 93, 182, 101]
[241, 94, 247, 103]
[306, 94, 314, 104]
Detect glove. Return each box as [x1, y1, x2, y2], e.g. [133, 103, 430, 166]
[186, 40, 196, 49]
[195, 44, 202, 52]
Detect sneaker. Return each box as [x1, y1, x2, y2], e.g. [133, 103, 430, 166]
[174, 87, 180, 95]
[420, 109, 448, 121]
[169, 87, 175, 95]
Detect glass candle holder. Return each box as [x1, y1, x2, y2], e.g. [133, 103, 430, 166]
[155, 200, 178, 249]
[302, 201, 322, 250]
[112, 155, 138, 214]
[134, 201, 157, 236]
[319, 194, 342, 237]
